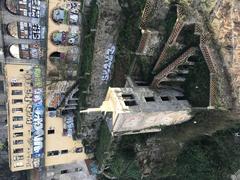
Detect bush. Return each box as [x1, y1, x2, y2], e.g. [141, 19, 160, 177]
[75, 0, 99, 134]
[95, 121, 112, 166]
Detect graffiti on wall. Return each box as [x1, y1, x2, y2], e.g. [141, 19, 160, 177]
[47, 81, 76, 112]
[64, 1, 81, 14]
[101, 45, 116, 82]
[31, 66, 44, 166]
[18, 22, 43, 40]
[63, 114, 74, 137]
[33, 66, 43, 88]
[52, 32, 79, 45]
[48, 93, 64, 109]
[25, 79, 33, 125]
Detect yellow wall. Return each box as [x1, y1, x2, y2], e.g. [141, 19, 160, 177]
[44, 0, 89, 166]
[6, 0, 88, 171]
[47, 0, 80, 73]
[44, 108, 89, 166]
[5, 64, 34, 172]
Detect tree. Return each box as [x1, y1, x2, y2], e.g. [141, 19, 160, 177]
[102, 155, 141, 180]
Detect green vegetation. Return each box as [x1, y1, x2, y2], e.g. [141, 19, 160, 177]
[111, 0, 146, 86]
[0, 141, 7, 151]
[153, 15, 209, 107]
[98, 133, 143, 180]
[182, 54, 210, 107]
[175, 127, 240, 179]
[95, 120, 112, 166]
[101, 155, 141, 180]
[117, 0, 146, 51]
[75, 1, 99, 136]
[180, 26, 200, 47]
[97, 111, 240, 179]
[155, 25, 200, 74]
[148, 123, 240, 179]
[162, 5, 177, 41]
[154, 45, 179, 73]
[137, 56, 154, 82]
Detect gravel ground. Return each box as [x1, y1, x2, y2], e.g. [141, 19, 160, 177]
[86, 0, 122, 108]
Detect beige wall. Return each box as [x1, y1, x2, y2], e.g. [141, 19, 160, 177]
[47, 0, 69, 72]
[5, 64, 34, 172]
[44, 85, 89, 166]
[44, 0, 89, 166]
[44, 110, 89, 166]
[101, 87, 192, 135]
[6, 0, 88, 171]
[47, 0, 80, 73]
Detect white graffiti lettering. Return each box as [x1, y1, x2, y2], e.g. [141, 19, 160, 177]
[101, 45, 116, 82]
[31, 66, 44, 163]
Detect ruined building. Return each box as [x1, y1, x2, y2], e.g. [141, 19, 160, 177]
[81, 2, 223, 136]
[140, 1, 232, 109]
[82, 81, 191, 135]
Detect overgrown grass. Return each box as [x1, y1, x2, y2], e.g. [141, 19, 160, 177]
[180, 25, 200, 47]
[154, 45, 179, 73]
[182, 54, 210, 107]
[95, 120, 112, 166]
[75, 0, 99, 136]
[175, 125, 240, 179]
[162, 5, 177, 41]
[136, 56, 155, 82]
[154, 25, 200, 74]
[111, 0, 146, 86]
[103, 111, 240, 179]
[98, 130, 144, 180]
[99, 153, 142, 180]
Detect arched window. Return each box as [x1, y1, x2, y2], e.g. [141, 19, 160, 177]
[50, 49, 79, 64]
[52, 6, 80, 25]
[52, 8, 65, 24]
[7, 22, 41, 39]
[7, 23, 18, 38]
[69, 13, 79, 25]
[5, 0, 40, 17]
[51, 31, 79, 46]
[67, 33, 80, 45]
[49, 52, 65, 64]
[5, 0, 17, 14]
[9, 44, 40, 59]
[9, 44, 20, 59]
[51, 32, 65, 45]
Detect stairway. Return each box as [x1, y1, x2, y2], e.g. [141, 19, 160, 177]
[136, 30, 151, 54]
[153, 20, 184, 71]
[199, 43, 216, 73]
[151, 47, 197, 88]
[167, 20, 184, 45]
[140, 0, 157, 28]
